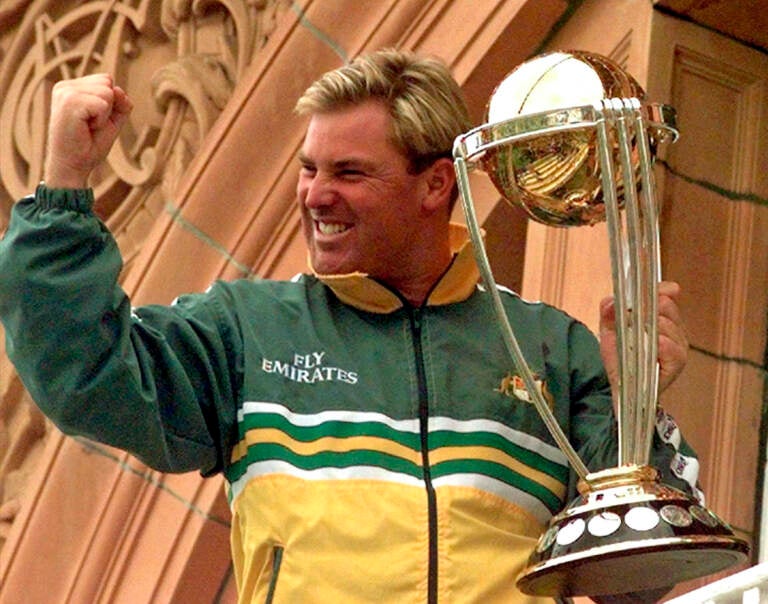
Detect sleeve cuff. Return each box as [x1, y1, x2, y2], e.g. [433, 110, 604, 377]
[35, 182, 95, 213]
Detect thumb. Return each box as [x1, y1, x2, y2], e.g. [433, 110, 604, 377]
[598, 295, 620, 401]
[110, 86, 133, 130]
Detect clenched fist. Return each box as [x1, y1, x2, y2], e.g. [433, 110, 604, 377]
[44, 73, 133, 189]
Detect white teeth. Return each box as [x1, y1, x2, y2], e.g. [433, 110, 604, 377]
[317, 222, 349, 235]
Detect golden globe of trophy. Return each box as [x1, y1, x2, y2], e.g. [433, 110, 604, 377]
[452, 50, 749, 598]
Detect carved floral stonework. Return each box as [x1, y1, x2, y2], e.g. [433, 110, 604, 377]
[0, 0, 288, 558]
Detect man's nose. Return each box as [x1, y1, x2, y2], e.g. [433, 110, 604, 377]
[301, 172, 336, 208]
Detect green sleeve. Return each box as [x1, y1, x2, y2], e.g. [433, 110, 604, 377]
[0, 185, 240, 475]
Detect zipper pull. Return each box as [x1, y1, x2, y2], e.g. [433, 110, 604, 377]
[410, 307, 422, 332]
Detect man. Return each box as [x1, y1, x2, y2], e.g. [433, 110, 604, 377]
[0, 49, 693, 602]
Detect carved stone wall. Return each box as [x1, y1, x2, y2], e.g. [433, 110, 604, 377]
[0, 0, 289, 260]
[0, 0, 289, 580]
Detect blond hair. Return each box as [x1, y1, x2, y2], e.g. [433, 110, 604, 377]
[295, 48, 471, 179]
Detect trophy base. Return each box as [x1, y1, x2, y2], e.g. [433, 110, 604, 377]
[516, 466, 750, 597]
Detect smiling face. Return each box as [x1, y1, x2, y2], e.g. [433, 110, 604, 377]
[297, 100, 452, 295]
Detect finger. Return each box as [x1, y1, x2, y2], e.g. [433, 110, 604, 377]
[658, 280, 682, 299]
[659, 337, 687, 371]
[52, 75, 115, 105]
[658, 313, 688, 352]
[65, 72, 114, 86]
[110, 86, 133, 129]
[658, 294, 683, 331]
[598, 295, 616, 331]
[657, 300, 689, 392]
[657, 285, 687, 347]
[53, 77, 120, 130]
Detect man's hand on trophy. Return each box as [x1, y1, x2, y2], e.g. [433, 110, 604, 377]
[599, 280, 689, 403]
[44, 74, 133, 189]
[655, 280, 689, 393]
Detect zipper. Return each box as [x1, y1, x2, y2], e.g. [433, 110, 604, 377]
[409, 307, 438, 604]
[265, 545, 284, 604]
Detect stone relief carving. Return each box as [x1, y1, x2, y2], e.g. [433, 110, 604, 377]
[0, 0, 288, 556]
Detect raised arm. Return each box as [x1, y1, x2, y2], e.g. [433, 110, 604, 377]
[0, 76, 238, 475]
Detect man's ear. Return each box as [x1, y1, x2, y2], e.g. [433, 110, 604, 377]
[421, 157, 456, 214]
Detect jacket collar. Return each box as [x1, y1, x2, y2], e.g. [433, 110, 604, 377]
[312, 223, 480, 314]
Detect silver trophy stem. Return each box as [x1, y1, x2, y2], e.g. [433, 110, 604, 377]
[454, 155, 590, 480]
[595, 107, 631, 462]
[634, 103, 662, 465]
[598, 98, 661, 467]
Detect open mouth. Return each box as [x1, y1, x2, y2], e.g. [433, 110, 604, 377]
[316, 221, 351, 235]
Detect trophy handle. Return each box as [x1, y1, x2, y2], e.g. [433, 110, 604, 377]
[454, 98, 677, 479]
[454, 153, 590, 480]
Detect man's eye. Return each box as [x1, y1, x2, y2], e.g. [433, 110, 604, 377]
[339, 169, 364, 178]
[300, 165, 316, 175]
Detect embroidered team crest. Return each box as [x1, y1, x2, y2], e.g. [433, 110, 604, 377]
[496, 372, 554, 410]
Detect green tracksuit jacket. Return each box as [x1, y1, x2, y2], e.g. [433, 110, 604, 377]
[0, 186, 699, 603]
